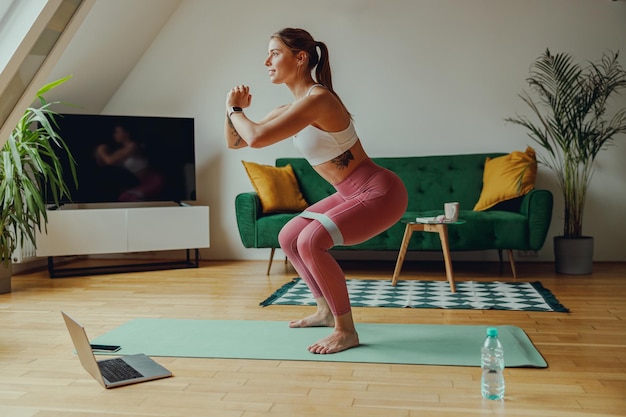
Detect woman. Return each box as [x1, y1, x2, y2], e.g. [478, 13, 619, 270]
[225, 28, 408, 354]
[96, 123, 164, 202]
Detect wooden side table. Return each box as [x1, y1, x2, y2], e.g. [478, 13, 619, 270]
[391, 221, 463, 293]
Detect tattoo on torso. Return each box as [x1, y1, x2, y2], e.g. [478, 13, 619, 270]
[330, 150, 354, 170]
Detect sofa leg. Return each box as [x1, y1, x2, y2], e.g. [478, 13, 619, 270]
[266, 248, 276, 276]
[507, 249, 518, 280]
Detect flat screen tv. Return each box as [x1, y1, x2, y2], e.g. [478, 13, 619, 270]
[46, 114, 196, 204]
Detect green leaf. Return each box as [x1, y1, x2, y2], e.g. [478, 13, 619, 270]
[36, 75, 72, 98]
[0, 75, 77, 254]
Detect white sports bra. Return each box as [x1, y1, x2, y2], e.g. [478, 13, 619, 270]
[293, 84, 359, 166]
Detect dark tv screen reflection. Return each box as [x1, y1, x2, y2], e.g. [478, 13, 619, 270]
[48, 114, 196, 204]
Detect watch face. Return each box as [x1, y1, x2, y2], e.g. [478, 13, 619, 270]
[232, 107, 243, 112]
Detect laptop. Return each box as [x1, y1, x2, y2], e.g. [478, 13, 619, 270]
[61, 312, 172, 388]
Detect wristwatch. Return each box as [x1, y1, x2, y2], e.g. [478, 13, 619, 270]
[228, 106, 243, 117]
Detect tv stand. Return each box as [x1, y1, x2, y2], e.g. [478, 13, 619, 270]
[36, 206, 210, 278]
[46, 249, 200, 278]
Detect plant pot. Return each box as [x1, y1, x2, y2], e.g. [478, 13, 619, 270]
[0, 263, 11, 294]
[554, 236, 594, 275]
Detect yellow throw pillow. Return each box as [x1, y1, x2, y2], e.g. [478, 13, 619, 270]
[473, 147, 537, 211]
[242, 161, 309, 213]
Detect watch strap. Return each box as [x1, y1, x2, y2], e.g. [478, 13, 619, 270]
[228, 106, 243, 118]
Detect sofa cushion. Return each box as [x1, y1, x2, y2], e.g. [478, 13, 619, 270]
[474, 147, 537, 211]
[242, 161, 309, 213]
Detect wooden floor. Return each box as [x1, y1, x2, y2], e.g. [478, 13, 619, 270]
[0, 259, 625, 417]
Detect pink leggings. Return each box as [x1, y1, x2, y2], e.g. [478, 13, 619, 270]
[278, 159, 408, 316]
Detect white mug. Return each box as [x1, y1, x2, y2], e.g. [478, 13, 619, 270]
[444, 202, 460, 222]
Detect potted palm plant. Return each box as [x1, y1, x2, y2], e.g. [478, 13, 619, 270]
[507, 50, 626, 274]
[0, 76, 76, 293]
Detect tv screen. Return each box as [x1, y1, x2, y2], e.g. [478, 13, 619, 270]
[46, 114, 196, 204]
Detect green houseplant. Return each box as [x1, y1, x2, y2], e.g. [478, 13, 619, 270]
[0, 76, 76, 293]
[507, 49, 626, 274]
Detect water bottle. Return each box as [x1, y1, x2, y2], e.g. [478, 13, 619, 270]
[481, 327, 505, 400]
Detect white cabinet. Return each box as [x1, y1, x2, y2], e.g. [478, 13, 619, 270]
[36, 206, 210, 267]
[37, 209, 128, 256]
[126, 207, 209, 252]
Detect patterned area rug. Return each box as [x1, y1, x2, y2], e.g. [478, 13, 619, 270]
[261, 278, 569, 312]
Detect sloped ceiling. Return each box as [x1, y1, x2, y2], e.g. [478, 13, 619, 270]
[46, 0, 181, 114]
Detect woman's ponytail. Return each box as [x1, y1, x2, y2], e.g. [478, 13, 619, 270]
[315, 41, 334, 93]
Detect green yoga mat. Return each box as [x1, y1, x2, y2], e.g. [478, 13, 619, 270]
[91, 319, 547, 368]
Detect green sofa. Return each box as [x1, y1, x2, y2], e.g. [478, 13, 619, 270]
[235, 153, 553, 275]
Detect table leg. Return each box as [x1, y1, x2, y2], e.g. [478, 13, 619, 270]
[437, 225, 456, 293]
[391, 225, 414, 286]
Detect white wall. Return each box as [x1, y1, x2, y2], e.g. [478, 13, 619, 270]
[102, 0, 626, 261]
[46, 0, 181, 114]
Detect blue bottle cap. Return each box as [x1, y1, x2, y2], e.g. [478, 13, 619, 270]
[487, 327, 498, 337]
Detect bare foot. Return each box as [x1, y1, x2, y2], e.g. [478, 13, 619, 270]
[308, 329, 360, 354]
[289, 311, 334, 328]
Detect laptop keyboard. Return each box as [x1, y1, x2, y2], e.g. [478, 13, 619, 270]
[98, 358, 144, 383]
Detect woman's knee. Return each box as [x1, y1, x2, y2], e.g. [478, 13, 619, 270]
[279, 218, 305, 252]
[296, 223, 333, 259]
[278, 227, 294, 252]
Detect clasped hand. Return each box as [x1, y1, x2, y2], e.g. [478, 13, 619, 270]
[226, 85, 252, 109]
